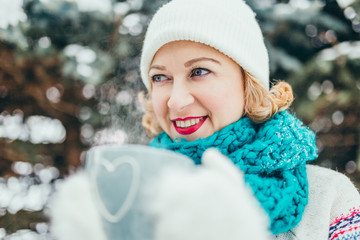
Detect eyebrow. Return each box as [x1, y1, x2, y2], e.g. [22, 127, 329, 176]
[184, 57, 221, 67]
[149, 65, 166, 71]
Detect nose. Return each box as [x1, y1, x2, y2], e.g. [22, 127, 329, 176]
[167, 80, 195, 112]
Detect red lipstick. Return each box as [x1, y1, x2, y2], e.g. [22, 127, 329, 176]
[172, 116, 207, 135]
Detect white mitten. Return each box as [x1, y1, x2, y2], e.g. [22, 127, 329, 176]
[148, 148, 271, 240]
[49, 172, 106, 240]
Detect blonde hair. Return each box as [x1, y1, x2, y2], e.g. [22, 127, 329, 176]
[139, 70, 294, 137]
[243, 70, 294, 122]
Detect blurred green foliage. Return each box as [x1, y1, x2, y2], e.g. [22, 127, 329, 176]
[0, 0, 359, 237]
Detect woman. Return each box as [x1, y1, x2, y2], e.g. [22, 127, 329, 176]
[139, 0, 360, 239]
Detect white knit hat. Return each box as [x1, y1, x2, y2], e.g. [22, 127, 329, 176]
[140, 0, 270, 90]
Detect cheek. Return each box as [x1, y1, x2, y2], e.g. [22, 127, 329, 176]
[151, 92, 168, 123]
[226, 89, 245, 121]
[204, 81, 244, 121]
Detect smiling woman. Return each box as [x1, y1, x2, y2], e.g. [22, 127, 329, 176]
[137, 0, 360, 239]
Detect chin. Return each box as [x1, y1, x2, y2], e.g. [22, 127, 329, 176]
[179, 134, 201, 142]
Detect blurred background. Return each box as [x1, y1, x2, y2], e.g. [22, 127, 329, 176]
[0, 0, 359, 239]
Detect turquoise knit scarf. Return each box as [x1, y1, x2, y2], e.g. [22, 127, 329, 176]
[150, 111, 318, 234]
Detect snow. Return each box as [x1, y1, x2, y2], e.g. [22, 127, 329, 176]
[0, 0, 27, 29]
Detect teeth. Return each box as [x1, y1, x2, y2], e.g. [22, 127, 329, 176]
[175, 117, 203, 128]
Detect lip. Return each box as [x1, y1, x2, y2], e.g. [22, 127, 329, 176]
[172, 116, 207, 135]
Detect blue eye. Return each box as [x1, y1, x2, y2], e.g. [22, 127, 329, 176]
[151, 74, 168, 83]
[191, 68, 210, 77]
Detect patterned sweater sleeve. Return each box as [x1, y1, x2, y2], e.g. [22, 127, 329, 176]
[328, 169, 360, 240]
[276, 165, 360, 240]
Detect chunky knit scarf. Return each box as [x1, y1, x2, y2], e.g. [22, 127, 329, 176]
[150, 111, 318, 234]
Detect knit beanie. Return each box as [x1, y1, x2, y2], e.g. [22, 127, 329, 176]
[140, 0, 270, 90]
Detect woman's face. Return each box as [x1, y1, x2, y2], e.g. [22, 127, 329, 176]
[149, 41, 245, 141]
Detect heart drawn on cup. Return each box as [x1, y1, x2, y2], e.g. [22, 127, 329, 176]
[91, 155, 141, 223]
